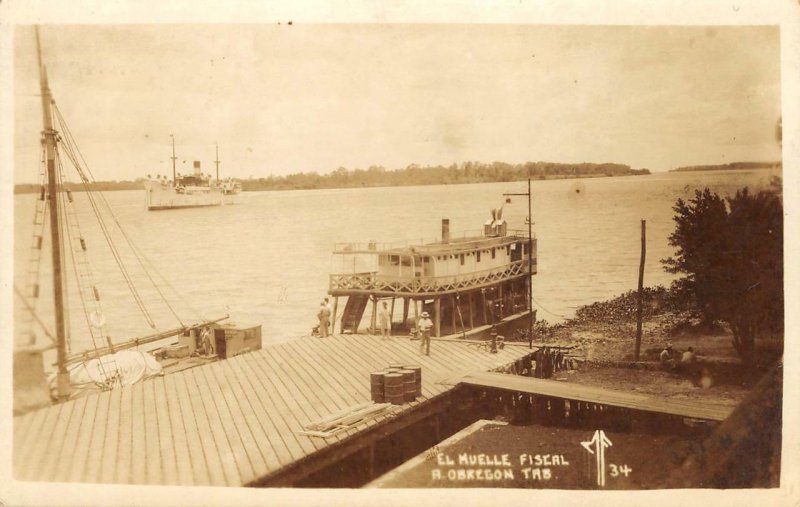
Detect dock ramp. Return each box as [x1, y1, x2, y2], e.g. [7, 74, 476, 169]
[456, 371, 733, 422]
[340, 295, 369, 333]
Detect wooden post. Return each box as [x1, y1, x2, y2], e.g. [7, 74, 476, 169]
[403, 297, 410, 327]
[413, 298, 419, 326]
[450, 294, 457, 335]
[434, 297, 441, 337]
[498, 284, 504, 319]
[635, 220, 646, 361]
[468, 292, 474, 329]
[370, 295, 378, 335]
[331, 296, 339, 335]
[482, 289, 488, 325]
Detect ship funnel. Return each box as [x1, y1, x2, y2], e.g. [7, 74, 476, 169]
[193, 160, 201, 176]
[442, 219, 450, 243]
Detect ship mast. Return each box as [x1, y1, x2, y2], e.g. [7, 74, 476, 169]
[36, 27, 70, 400]
[214, 143, 220, 184]
[170, 134, 177, 184]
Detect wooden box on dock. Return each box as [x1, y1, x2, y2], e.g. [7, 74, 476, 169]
[214, 324, 263, 359]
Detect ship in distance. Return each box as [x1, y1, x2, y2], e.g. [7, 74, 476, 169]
[144, 138, 241, 211]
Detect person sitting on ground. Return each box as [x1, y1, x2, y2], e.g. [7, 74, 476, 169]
[681, 346, 696, 365]
[679, 346, 699, 377]
[659, 343, 676, 370]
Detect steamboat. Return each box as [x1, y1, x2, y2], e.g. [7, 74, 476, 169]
[327, 204, 537, 342]
[143, 139, 242, 211]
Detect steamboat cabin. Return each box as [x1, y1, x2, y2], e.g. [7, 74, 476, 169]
[328, 215, 537, 339]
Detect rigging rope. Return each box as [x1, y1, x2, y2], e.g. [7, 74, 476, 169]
[532, 297, 569, 319]
[21, 142, 51, 344]
[53, 109, 156, 329]
[56, 149, 118, 383]
[54, 104, 195, 330]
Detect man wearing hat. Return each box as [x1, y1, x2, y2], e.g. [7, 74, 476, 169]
[418, 311, 434, 355]
[318, 301, 331, 338]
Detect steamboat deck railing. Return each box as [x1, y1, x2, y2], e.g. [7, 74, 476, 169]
[329, 258, 536, 296]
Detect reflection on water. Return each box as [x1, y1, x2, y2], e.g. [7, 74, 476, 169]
[14, 169, 779, 358]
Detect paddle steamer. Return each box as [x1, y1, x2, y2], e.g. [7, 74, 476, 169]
[328, 209, 537, 341]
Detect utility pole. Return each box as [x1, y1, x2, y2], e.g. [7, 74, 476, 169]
[635, 220, 646, 361]
[503, 175, 535, 349]
[214, 143, 220, 184]
[37, 27, 70, 400]
[170, 134, 177, 184]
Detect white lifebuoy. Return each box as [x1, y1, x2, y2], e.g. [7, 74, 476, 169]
[90, 311, 106, 328]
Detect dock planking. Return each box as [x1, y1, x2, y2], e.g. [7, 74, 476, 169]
[172, 370, 212, 485]
[13, 334, 531, 486]
[47, 393, 87, 482]
[163, 373, 193, 486]
[83, 384, 111, 483]
[225, 355, 289, 470]
[66, 390, 100, 483]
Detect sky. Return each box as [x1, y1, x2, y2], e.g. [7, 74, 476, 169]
[13, 23, 781, 183]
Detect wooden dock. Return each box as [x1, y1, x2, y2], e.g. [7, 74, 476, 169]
[453, 371, 734, 421]
[13, 334, 531, 487]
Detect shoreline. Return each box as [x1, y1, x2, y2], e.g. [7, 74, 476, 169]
[12, 171, 650, 194]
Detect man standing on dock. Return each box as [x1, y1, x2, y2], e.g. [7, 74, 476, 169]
[318, 301, 331, 337]
[418, 311, 433, 355]
[379, 301, 391, 339]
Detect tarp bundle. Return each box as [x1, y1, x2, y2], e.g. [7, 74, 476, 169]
[59, 350, 163, 392]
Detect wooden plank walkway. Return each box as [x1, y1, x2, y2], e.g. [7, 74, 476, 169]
[455, 371, 734, 421]
[13, 335, 531, 486]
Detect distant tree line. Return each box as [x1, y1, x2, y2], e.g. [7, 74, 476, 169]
[15, 161, 650, 193]
[670, 161, 781, 173]
[14, 179, 145, 194]
[242, 161, 649, 191]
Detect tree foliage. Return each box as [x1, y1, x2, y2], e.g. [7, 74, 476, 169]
[662, 188, 783, 363]
[670, 161, 781, 172]
[240, 161, 649, 191]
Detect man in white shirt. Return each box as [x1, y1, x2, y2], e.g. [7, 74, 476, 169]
[418, 311, 433, 356]
[378, 301, 392, 339]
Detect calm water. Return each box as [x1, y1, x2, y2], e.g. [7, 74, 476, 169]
[14, 169, 778, 359]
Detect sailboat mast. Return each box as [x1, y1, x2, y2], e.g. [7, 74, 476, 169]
[214, 143, 220, 184]
[36, 27, 70, 400]
[170, 134, 177, 184]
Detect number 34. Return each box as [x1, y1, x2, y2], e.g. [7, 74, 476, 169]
[610, 464, 632, 478]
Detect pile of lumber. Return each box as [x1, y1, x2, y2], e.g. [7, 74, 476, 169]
[299, 402, 393, 438]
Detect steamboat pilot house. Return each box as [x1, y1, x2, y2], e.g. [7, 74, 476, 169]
[328, 215, 537, 339]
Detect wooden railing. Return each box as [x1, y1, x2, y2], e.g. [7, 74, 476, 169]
[332, 229, 533, 254]
[329, 259, 536, 295]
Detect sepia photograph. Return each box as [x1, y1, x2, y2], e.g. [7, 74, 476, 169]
[1, 1, 797, 505]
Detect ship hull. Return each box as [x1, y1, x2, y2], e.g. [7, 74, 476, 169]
[144, 180, 239, 210]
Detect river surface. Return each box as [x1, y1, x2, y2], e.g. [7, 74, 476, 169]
[14, 169, 778, 359]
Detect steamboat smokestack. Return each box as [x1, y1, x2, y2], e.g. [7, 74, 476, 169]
[442, 218, 450, 243]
